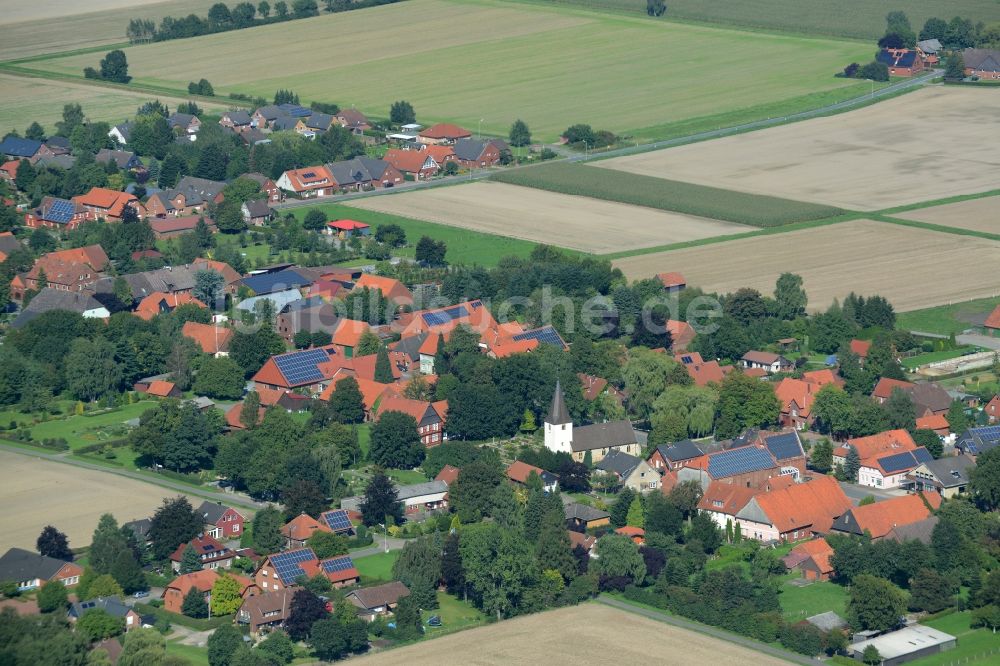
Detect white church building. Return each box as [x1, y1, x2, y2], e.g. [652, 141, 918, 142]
[544, 381, 642, 464]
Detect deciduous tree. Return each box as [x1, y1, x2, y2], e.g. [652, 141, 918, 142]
[36, 525, 73, 561]
[360, 471, 403, 527]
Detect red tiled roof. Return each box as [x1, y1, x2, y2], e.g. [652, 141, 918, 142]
[182, 321, 233, 354]
[354, 274, 412, 303]
[657, 272, 686, 288]
[192, 258, 242, 286]
[319, 376, 391, 410]
[165, 569, 251, 596]
[506, 460, 545, 484]
[281, 166, 333, 192]
[145, 380, 177, 397]
[435, 464, 460, 485]
[568, 530, 596, 552]
[225, 402, 265, 429]
[281, 513, 331, 542]
[915, 413, 949, 432]
[839, 493, 940, 539]
[836, 428, 917, 460]
[872, 377, 915, 400]
[332, 319, 372, 348]
[802, 369, 840, 387]
[753, 475, 851, 534]
[134, 292, 206, 319]
[849, 339, 872, 357]
[698, 482, 760, 516]
[376, 395, 439, 423]
[43, 245, 109, 271]
[667, 320, 696, 348]
[984, 305, 1000, 330]
[72, 187, 138, 218]
[384, 149, 438, 173]
[169, 534, 231, 562]
[326, 219, 370, 231]
[787, 538, 834, 574]
[419, 123, 471, 140]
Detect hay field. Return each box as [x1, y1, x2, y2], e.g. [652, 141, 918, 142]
[26, 0, 872, 140]
[0, 449, 198, 549]
[899, 196, 1000, 236]
[351, 602, 788, 665]
[0, 0, 214, 61]
[602, 87, 1000, 211]
[613, 219, 1000, 312]
[347, 182, 751, 253]
[0, 73, 232, 136]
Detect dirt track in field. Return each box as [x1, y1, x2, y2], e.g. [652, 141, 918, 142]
[347, 182, 750, 253]
[351, 602, 789, 666]
[0, 450, 197, 549]
[613, 219, 1000, 312]
[899, 196, 1000, 235]
[601, 87, 1000, 211]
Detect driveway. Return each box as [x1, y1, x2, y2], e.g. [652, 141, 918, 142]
[839, 481, 903, 505]
[351, 536, 407, 558]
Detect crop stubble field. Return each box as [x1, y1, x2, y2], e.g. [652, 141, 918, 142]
[899, 196, 1000, 236]
[613, 219, 1000, 312]
[347, 182, 752, 253]
[602, 87, 1000, 211]
[24, 0, 872, 140]
[0, 73, 233, 135]
[0, 449, 195, 549]
[351, 602, 789, 665]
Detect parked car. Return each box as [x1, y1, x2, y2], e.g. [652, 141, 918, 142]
[133, 590, 149, 598]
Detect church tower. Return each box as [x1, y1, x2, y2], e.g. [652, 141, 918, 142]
[543, 380, 573, 454]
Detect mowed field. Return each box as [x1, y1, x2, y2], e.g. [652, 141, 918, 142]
[0, 449, 195, 549]
[0, 73, 232, 136]
[601, 87, 1000, 211]
[899, 196, 1000, 236]
[613, 219, 1000, 312]
[351, 602, 789, 665]
[26, 0, 872, 140]
[0, 0, 215, 61]
[347, 182, 751, 253]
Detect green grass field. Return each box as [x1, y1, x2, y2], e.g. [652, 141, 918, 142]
[896, 296, 1000, 336]
[12, 401, 156, 451]
[166, 641, 209, 666]
[908, 611, 1000, 666]
[303, 201, 546, 266]
[492, 162, 844, 227]
[508, 0, 1000, 41]
[355, 550, 399, 582]
[901, 346, 981, 370]
[778, 576, 848, 622]
[422, 591, 487, 634]
[22, 0, 873, 141]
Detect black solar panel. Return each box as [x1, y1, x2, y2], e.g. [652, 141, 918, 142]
[708, 446, 775, 479]
[878, 451, 919, 474]
[270, 548, 316, 584]
[764, 433, 802, 461]
[680, 355, 693, 364]
[321, 556, 355, 573]
[422, 305, 468, 327]
[912, 447, 934, 464]
[302, 172, 316, 178]
[512, 326, 565, 348]
[321, 509, 352, 533]
[274, 347, 330, 385]
[45, 199, 76, 224]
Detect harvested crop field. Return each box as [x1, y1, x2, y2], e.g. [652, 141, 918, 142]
[352, 602, 788, 665]
[25, 0, 871, 140]
[613, 219, 1000, 312]
[898, 196, 1000, 236]
[346, 182, 751, 253]
[0, 73, 232, 136]
[0, 449, 198, 549]
[602, 87, 1000, 211]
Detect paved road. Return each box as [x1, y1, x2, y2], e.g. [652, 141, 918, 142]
[351, 535, 407, 558]
[838, 481, 903, 506]
[0, 442, 265, 511]
[271, 70, 939, 212]
[598, 596, 816, 665]
[957, 334, 1000, 351]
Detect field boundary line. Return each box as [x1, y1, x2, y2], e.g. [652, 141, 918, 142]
[597, 596, 812, 665]
[874, 189, 1000, 216]
[0, 441, 263, 511]
[870, 214, 1000, 243]
[599, 213, 862, 260]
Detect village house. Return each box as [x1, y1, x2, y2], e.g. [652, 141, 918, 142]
[275, 298, 340, 343]
[346, 581, 410, 622]
[506, 460, 559, 493]
[453, 138, 502, 168]
[678, 444, 781, 490]
[0, 548, 83, 590]
[782, 539, 835, 581]
[657, 271, 686, 292]
[648, 439, 706, 472]
[146, 176, 225, 217]
[325, 219, 371, 239]
[418, 123, 472, 145]
[341, 480, 449, 515]
[595, 451, 660, 493]
[675, 351, 728, 386]
[564, 502, 610, 531]
[326, 157, 403, 191]
[421, 144, 458, 166]
[833, 428, 917, 467]
[0, 136, 42, 161]
[544, 382, 642, 463]
[0, 232, 20, 263]
[108, 122, 132, 146]
[240, 268, 313, 296]
[775, 369, 841, 430]
[71, 187, 144, 222]
[219, 110, 252, 129]
[169, 534, 235, 572]
[163, 569, 254, 614]
[436, 464, 461, 486]
[741, 351, 793, 374]
[353, 273, 412, 305]
[334, 109, 371, 133]
[68, 597, 143, 632]
[277, 166, 337, 198]
[10, 245, 109, 300]
[237, 588, 294, 637]
[281, 513, 331, 549]
[577, 373, 626, 407]
[906, 456, 976, 498]
[95, 148, 143, 171]
[11, 289, 110, 329]
[858, 447, 934, 489]
[167, 112, 202, 136]
[137, 380, 182, 398]
[251, 103, 312, 129]
[963, 48, 1000, 79]
[955, 426, 1000, 458]
[254, 549, 359, 592]
[197, 501, 244, 539]
[383, 148, 439, 179]
[252, 345, 341, 396]
[829, 492, 941, 540]
[242, 199, 274, 226]
[240, 172, 284, 202]
[23, 197, 89, 230]
[375, 395, 448, 447]
[134, 291, 206, 320]
[735, 475, 851, 542]
[876, 48, 925, 76]
[666, 320, 696, 351]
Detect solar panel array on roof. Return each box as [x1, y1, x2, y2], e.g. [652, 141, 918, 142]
[45, 199, 76, 224]
[912, 447, 934, 464]
[512, 326, 565, 348]
[274, 347, 330, 385]
[680, 355, 693, 364]
[321, 555, 355, 573]
[962, 426, 1000, 454]
[270, 548, 316, 584]
[707, 446, 775, 479]
[422, 305, 468, 327]
[878, 451, 921, 474]
[764, 433, 802, 461]
[321, 509, 352, 533]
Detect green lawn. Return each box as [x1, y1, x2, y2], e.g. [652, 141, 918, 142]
[355, 550, 399, 583]
[778, 575, 848, 623]
[901, 347, 981, 370]
[297, 201, 545, 267]
[18, 401, 157, 451]
[907, 611, 999, 666]
[22, 0, 874, 141]
[512, 0, 1000, 41]
[422, 591, 487, 635]
[166, 641, 209, 666]
[896, 297, 1000, 336]
[386, 469, 428, 485]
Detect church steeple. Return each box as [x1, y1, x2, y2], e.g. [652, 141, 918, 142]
[546, 379, 571, 426]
